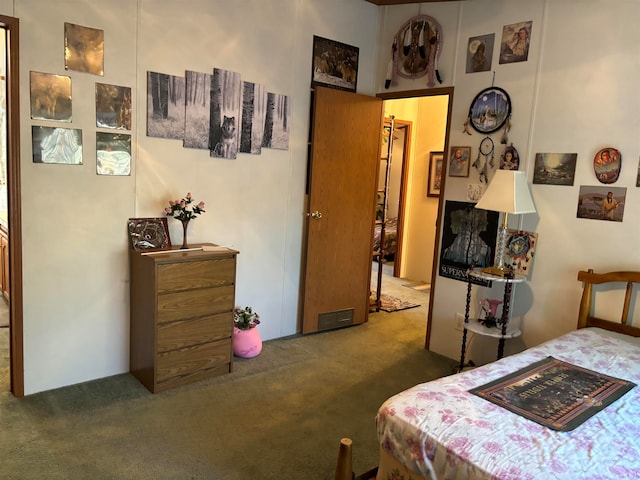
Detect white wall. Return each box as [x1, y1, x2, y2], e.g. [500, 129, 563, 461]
[7, 0, 639, 394]
[4, 0, 379, 394]
[378, 0, 640, 365]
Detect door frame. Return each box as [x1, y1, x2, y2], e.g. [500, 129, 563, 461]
[386, 120, 411, 278]
[376, 87, 454, 352]
[1, 14, 24, 397]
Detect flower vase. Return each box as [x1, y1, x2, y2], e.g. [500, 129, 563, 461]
[233, 326, 262, 358]
[180, 219, 190, 249]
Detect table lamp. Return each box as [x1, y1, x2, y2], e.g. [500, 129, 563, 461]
[474, 170, 536, 277]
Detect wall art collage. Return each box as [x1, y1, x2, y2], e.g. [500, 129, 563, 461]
[29, 23, 132, 176]
[147, 68, 291, 159]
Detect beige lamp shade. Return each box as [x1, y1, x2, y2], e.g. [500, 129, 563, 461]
[475, 170, 536, 215]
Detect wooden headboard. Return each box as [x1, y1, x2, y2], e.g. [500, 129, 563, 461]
[577, 269, 640, 337]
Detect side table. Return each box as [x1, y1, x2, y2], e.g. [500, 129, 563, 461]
[458, 267, 525, 372]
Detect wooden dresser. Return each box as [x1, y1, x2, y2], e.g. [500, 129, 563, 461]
[129, 244, 239, 393]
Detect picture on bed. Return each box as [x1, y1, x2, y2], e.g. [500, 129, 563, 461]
[576, 185, 626, 222]
[439, 200, 499, 285]
[470, 356, 636, 431]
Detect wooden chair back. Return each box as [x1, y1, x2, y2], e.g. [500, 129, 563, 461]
[577, 269, 640, 337]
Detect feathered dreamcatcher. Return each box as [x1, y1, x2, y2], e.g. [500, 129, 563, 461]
[385, 14, 443, 89]
[463, 85, 512, 145]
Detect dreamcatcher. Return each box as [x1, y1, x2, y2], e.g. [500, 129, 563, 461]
[463, 85, 512, 145]
[385, 14, 443, 89]
[471, 136, 494, 183]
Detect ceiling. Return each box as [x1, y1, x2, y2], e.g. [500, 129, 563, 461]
[365, 0, 460, 4]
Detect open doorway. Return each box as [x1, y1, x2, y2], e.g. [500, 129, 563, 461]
[372, 89, 453, 319]
[0, 15, 24, 397]
[0, 24, 7, 390]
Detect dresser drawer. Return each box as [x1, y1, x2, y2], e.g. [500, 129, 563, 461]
[157, 284, 235, 323]
[157, 312, 232, 352]
[157, 258, 235, 294]
[156, 338, 231, 385]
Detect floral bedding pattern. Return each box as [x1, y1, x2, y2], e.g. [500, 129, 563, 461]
[376, 328, 640, 480]
[373, 217, 398, 258]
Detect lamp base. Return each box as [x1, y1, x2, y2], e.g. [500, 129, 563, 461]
[482, 265, 515, 278]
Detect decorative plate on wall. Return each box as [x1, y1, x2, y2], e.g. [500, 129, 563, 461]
[468, 86, 512, 134]
[593, 147, 621, 184]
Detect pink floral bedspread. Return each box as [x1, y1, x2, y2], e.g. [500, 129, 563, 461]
[376, 328, 640, 479]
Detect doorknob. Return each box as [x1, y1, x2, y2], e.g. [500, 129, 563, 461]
[309, 211, 323, 220]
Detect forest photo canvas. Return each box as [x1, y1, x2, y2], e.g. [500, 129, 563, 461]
[147, 71, 185, 140]
[184, 70, 212, 150]
[209, 68, 242, 159]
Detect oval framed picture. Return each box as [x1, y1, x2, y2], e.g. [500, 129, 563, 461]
[593, 147, 621, 184]
[500, 145, 520, 170]
[468, 86, 512, 134]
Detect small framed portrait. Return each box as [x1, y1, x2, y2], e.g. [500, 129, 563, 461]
[127, 217, 171, 251]
[468, 86, 512, 134]
[499, 21, 532, 65]
[593, 147, 621, 184]
[311, 35, 359, 92]
[448, 146, 471, 177]
[500, 145, 520, 170]
[466, 34, 494, 73]
[427, 151, 444, 197]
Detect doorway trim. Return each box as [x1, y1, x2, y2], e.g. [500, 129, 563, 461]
[1, 14, 24, 397]
[377, 87, 454, 352]
[386, 120, 411, 279]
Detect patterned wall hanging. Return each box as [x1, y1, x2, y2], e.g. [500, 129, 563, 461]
[385, 14, 443, 89]
[463, 86, 512, 144]
[593, 147, 621, 184]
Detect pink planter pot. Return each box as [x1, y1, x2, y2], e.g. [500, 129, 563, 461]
[233, 326, 262, 358]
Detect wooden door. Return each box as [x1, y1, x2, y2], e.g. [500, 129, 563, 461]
[301, 87, 383, 334]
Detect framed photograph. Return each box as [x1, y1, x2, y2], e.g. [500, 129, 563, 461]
[468, 86, 512, 134]
[32, 126, 82, 164]
[30, 71, 72, 122]
[65, 22, 104, 75]
[448, 146, 471, 177]
[311, 35, 359, 92]
[466, 34, 495, 73]
[96, 83, 131, 130]
[96, 132, 131, 176]
[127, 217, 171, 251]
[576, 186, 626, 223]
[499, 21, 532, 65]
[427, 151, 444, 197]
[533, 153, 577, 185]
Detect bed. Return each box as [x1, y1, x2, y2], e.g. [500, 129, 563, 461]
[373, 217, 398, 259]
[374, 269, 640, 480]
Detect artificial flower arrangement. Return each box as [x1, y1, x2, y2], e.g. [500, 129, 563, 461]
[164, 192, 205, 222]
[234, 306, 261, 330]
